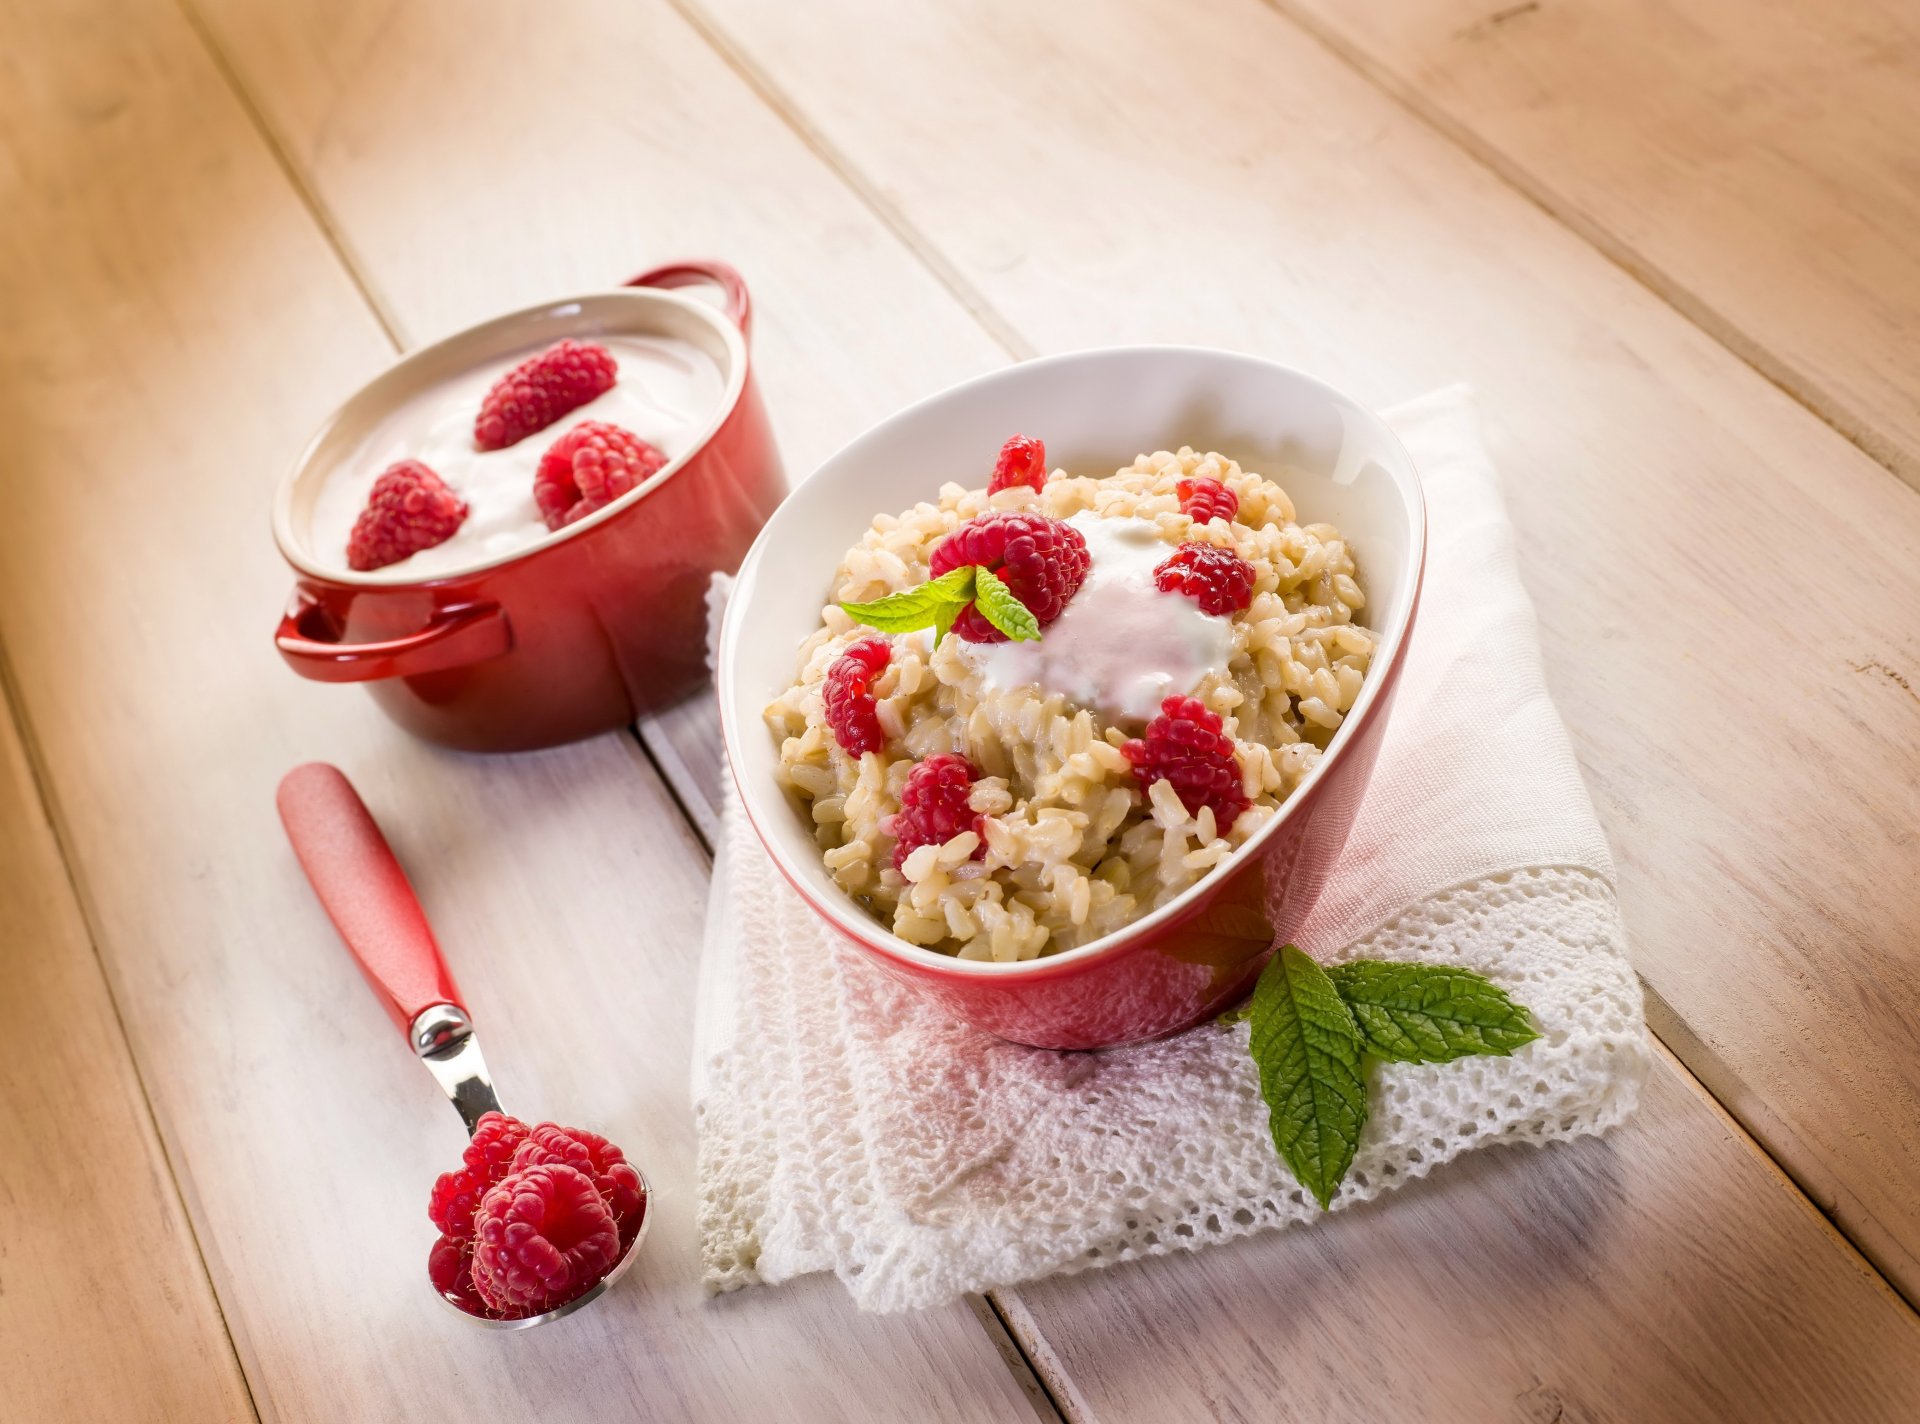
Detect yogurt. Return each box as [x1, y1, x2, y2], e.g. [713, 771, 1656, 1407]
[308, 334, 724, 577]
[960, 511, 1233, 722]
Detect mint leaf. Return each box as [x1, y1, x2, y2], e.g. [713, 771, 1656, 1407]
[1327, 961, 1540, 1063]
[840, 566, 975, 642]
[1217, 997, 1255, 1026]
[1249, 944, 1368, 1210]
[972, 566, 1041, 642]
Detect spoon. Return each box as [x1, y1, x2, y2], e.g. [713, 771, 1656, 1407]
[275, 762, 648, 1328]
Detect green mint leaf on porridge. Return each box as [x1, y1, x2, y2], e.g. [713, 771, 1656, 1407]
[839, 565, 976, 642]
[971, 565, 1042, 642]
[1326, 962, 1540, 1063]
[1249, 945, 1368, 1210]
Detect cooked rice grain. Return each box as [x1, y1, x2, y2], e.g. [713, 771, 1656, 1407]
[766, 447, 1374, 960]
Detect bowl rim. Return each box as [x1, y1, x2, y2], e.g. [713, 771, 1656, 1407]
[271, 287, 750, 588]
[718, 343, 1427, 979]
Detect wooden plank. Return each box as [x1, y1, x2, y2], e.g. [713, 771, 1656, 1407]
[0, 690, 256, 1423]
[636, 674, 1920, 1422]
[1005, 1052, 1920, 1423]
[0, 0, 1046, 1419]
[1269, 0, 1920, 489]
[684, 0, 1920, 1307]
[184, 0, 1010, 477]
[156, 0, 1920, 1417]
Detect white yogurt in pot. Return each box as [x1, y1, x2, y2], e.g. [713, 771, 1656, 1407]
[307, 334, 724, 578]
[959, 511, 1233, 722]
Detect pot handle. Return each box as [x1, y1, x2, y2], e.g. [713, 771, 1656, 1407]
[626, 259, 751, 340]
[276, 594, 512, 683]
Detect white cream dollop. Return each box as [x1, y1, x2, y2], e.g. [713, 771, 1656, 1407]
[959, 511, 1233, 722]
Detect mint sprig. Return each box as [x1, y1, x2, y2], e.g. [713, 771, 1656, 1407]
[972, 567, 1040, 641]
[1250, 945, 1369, 1210]
[1326, 961, 1540, 1062]
[1239, 947, 1539, 1209]
[838, 562, 1040, 645]
[839, 566, 975, 644]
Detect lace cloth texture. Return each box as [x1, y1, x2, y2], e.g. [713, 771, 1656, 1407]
[693, 386, 1650, 1312]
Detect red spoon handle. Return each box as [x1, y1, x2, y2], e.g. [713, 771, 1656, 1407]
[276, 762, 464, 1039]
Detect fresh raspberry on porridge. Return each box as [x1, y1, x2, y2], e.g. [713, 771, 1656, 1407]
[765, 440, 1374, 962]
[987, 434, 1049, 495]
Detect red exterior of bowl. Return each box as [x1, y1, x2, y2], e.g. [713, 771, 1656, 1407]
[744, 586, 1417, 1050]
[273, 263, 784, 752]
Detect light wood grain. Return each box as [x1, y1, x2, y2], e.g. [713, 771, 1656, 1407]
[686, 0, 1920, 1306]
[0, 0, 1049, 1418]
[184, 0, 1010, 479]
[1272, 0, 1920, 489]
[0, 693, 256, 1422]
[200, 0, 1920, 1411]
[637, 669, 1920, 1421]
[14, 0, 1920, 1416]
[1008, 1053, 1920, 1423]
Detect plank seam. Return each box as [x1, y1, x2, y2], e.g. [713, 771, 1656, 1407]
[661, 0, 1039, 365]
[171, 0, 411, 354]
[646, 0, 1920, 1380]
[0, 636, 264, 1424]
[1643, 988, 1920, 1313]
[632, 726, 1075, 1420]
[1253, 0, 1920, 494]
[1246, 0, 1920, 1308]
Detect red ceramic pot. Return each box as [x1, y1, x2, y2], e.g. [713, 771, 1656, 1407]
[272, 261, 784, 752]
[719, 347, 1425, 1049]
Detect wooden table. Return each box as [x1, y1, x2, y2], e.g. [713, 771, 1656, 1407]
[5, 0, 1919, 1418]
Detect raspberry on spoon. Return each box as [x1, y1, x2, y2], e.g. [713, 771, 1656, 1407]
[428, 1110, 528, 1241]
[509, 1123, 648, 1236]
[473, 339, 617, 451]
[470, 1163, 623, 1319]
[428, 1234, 486, 1314]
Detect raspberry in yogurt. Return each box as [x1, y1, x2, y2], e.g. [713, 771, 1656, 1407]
[308, 334, 723, 578]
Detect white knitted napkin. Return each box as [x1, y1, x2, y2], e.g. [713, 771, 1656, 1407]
[693, 386, 1649, 1312]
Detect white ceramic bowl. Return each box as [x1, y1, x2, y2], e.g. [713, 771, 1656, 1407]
[719, 347, 1425, 1048]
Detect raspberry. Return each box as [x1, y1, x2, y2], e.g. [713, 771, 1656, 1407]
[510, 1123, 647, 1235]
[428, 1165, 489, 1242]
[889, 753, 984, 871]
[1177, 475, 1239, 525]
[345, 460, 469, 572]
[987, 434, 1048, 495]
[929, 512, 1091, 643]
[462, 1111, 531, 1178]
[473, 339, 617, 451]
[1153, 541, 1257, 616]
[533, 421, 668, 530]
[470, 1164, 622, 1318]
[1122, 696, 1250, 831]
[427, 1110, 529, 1241]
[822, 638, 892, 756]
[428, 1234, 486, 1314]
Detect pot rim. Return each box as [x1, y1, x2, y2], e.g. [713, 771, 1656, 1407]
[271, 287, 749, 589]
[719, 343, 1427, 981]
